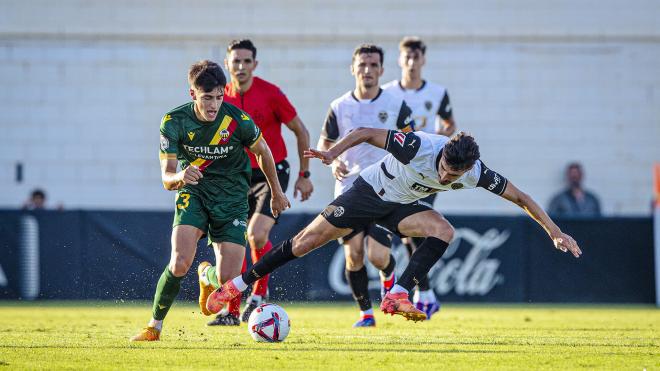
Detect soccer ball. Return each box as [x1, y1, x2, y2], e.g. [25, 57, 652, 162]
[247, 303, 290, 342]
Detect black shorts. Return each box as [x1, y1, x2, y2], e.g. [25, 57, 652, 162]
[341, 223, 393, 248]
[321, 176, 433, 238]
[248, 160, 290, 220]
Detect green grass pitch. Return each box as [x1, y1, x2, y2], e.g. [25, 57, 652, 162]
[0, 301, 657, 370]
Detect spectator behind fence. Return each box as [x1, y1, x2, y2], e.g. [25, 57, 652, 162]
[548, 162, 601, 217]
[22, 189, 46, 210]
[22, 188, 63, 210]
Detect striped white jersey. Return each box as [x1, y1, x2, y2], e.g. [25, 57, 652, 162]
[321, 89, 414, 196]
[360, 131, 508, 204]
[382, 80, 452, 134]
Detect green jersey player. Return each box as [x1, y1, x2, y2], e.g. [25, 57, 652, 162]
[131, 60, 290, 341]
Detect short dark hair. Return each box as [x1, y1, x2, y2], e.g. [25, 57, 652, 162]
[188, 60, 227, 92]
[399, 36, 426, 55]
[352, 43, 384, 64]
[567, 162, 582, 171]
[443, 132, 480, 171]
[31, 189, 46, 199]
[227, 39, 257, 59]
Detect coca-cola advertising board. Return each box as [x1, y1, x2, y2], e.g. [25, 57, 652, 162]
[0, 211, 654, 303]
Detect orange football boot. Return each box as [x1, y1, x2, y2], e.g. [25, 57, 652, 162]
[206, 280, 242, 314]
[380, 292, 427, 322]
[130, 326, 160, 341]
[197, 261, 214, 316]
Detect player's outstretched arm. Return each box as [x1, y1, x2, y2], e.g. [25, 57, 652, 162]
[305, 127, 389, 165]
[286, 116, 314, 201]
[317, 138, 349, 181]
[160, 158, 203, 190]
[500, 181, 582, 258]
[249, 138, 291, 217]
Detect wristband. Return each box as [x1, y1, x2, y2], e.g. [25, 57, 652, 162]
[299, 170, 311, 178]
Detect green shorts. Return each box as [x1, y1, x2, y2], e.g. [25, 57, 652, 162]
[172, 190, 248, 246]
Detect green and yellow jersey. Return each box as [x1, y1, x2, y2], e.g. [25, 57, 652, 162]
[159, 101, 262, 193]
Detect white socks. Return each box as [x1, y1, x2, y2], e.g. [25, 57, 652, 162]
[148, 319, 163, 331]
[200, 266, 211, 285]
[231, 276, 248, 292]
[360, 309, 374, 317]
[413, 289, 437, 303]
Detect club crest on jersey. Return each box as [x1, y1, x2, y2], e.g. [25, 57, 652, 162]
[321, 205, 337, 218]
[160, 135, 169, 151]
[188, 131, 195, 141]
[451, 183, 464, 190]
[220, 129, 231, 141]
[321, 205, 344, 218]
[378, 111, 388, 123]
[425, 101, 432, 111]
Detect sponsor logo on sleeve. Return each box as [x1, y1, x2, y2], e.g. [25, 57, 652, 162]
[487, 174, 501, 191]
[393, 132, 406, 146]
[241, 113, 250, 121]
[161, 114, 172, 124]
[451, 183, 464, 190]
[160, 135, 170, 151]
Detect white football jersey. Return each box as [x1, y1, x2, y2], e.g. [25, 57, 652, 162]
[320, 89, 414, 196]
[360, 131, 508, 204]
[382, 80, 452, 134]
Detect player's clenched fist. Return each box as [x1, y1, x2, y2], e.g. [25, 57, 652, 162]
[177, 165, 204, 186]
[270, 191, 291, 218]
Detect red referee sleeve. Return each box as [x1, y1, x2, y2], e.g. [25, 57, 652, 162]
[272, 88, 298, 124]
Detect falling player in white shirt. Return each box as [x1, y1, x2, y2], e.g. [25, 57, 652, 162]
[382, 36, 456, 318]
[318, 44, 415, 327]
[206, 128, 582, 323]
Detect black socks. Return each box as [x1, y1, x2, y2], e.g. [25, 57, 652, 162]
[346, 267, 371, 311]
[381, 254, 396, 278]
[404, 237, 431, 290]
[397, 237, 449, 292]
[242, 238, 296, 285]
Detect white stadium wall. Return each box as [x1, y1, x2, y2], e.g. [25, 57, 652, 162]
[1, 0, 659, 214]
